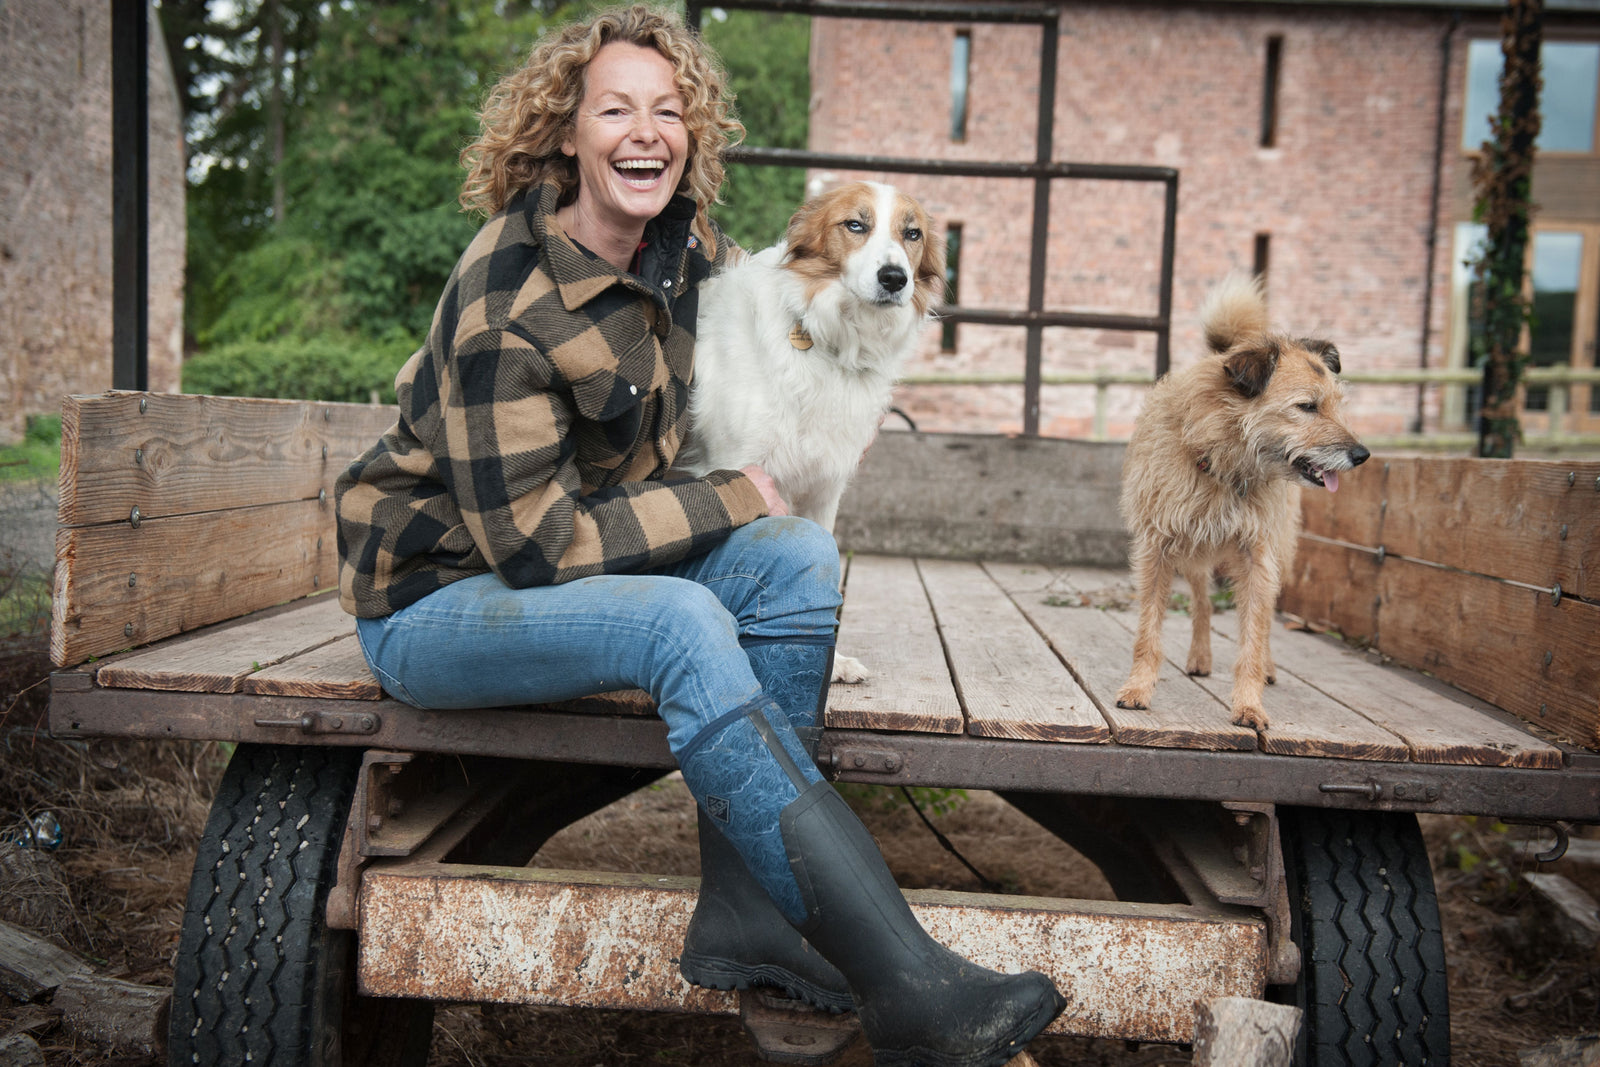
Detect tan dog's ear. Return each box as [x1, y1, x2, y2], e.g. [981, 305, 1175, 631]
[1301, 338, 1341, 374]
[784, 196, 829, 262]
[1224, 341, 1281, 397]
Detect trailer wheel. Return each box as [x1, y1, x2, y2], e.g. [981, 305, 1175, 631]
[1276, 807, 1450, 1066]
[168, 744, 433, 1067]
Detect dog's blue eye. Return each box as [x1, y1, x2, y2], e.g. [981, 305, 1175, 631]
[844, 220, 867, 233]
[904, 228, 922, 242]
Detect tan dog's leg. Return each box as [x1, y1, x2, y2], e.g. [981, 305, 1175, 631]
[1227, 548, 1280, 730]
[1182, 564, 1213, 677]
[1116, 543, 1174, 710]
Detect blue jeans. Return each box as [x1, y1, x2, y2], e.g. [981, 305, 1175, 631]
[354, 516, 842, 756]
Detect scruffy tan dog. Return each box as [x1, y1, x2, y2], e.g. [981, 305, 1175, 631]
[1114, 275, 1370, 730]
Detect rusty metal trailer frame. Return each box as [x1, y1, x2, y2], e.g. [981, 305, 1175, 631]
[687, 0, 1180, 433]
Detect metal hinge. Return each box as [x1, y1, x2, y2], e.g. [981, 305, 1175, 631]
[254, 709, 381, 735]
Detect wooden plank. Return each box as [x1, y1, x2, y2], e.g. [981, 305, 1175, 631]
[917, 559, 1108, 743]
[1297, 454, 1388, 546]
[53, 498, 335, 667]
[987, 562, 1255, 751]
[1378, 457, 1600, 601]
[1210, 612, 1562, 769]
[243, 633, 383, 700]
[94, 595, 353, 693]
[828, 554, 962, 734]
[1375, 559, 1600, 749]
[1125, 611, 1411, 761]
[1279, 537, 1381, 642]
[59, 391, 394, 526]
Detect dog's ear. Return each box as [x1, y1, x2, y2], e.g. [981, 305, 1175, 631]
[783, 197, 829, 262]
[1301, 338, 1341, 374]
[1223, 342, 1281, 398]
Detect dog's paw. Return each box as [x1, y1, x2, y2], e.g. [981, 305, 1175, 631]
[1231, 704, 1270, 731]
[1114, 684, 1151, 710]
[832, 654, 870, 684]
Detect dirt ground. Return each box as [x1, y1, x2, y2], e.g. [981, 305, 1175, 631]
[2, 636, 1597, 1065]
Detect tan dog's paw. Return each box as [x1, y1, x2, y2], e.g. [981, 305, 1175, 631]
[832, 653, 870, 684]
[1114, 683, 1151, 710]
[1186, 651, 1212, 677]
[1231, 703, 1269, 731]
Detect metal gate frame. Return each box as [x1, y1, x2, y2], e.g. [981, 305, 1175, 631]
[687, 0, 1180, 435]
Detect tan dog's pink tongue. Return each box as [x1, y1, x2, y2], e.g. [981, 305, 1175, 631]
[1324, 470, 1340, 493]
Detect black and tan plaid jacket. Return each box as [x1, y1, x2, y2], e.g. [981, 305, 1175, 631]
[335, 181, 766, 618]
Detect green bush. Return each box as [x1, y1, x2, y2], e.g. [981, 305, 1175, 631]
[182, 335, 413, 405]
[0, 415, 63, 484]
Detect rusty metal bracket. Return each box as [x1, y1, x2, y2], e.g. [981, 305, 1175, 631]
[827, 743, 903, 776]
[358, 750, 483, 858]
[1319, 777, 1441, 804]
[253, 708, 380, 735]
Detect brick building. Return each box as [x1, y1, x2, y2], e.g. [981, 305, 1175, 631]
[804, 0, 1600, 441]
[0, 2, 186, 445]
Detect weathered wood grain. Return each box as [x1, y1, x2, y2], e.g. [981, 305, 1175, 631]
[917, 559, 1108, 743]
[1134, 612, 1411, 761]
[986, 562, 1255, 751]
[1378, 457, 1600, 600]
[1278, 536, 1381, 642]
[1210, 612, 1562, 769]
[58, 391, 394, 526]
[1297, 456, 1387, 547]
[828, 554, 963, 734]
[243, 633, 382, 700]
[1375, 559, 1600, 749]
[53, 498, 335, 667]
[94, 594, 353, 693]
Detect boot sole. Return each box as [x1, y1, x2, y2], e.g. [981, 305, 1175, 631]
[870, 986, 1068, 1067]
[679, 953, 856, 1014]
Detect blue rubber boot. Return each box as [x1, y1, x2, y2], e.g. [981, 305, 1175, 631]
[676, 701, 1066, 1067]
[680, 640, 853, 1012]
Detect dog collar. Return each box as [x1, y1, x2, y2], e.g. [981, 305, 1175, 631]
[789, 323, 813, 351]
[1196, 452, 1249, 498]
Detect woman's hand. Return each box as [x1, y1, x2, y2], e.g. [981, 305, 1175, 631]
[740, 464, 789, 517]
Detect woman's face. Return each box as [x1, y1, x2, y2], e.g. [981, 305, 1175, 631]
[562, 41, 691, 242]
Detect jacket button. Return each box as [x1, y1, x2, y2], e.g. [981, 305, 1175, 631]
[629, 384, 638, 395]
[662, 278, 673, 289]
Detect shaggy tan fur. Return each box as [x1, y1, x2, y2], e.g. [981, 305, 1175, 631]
[1114, 275, 1370, 730]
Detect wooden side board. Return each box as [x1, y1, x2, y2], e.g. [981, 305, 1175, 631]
[1286, 455, 1600, 747]
[52, 392, 395, 667]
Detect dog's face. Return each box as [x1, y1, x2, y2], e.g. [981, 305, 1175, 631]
[1222, 337, 1370, 492]
[783, 181, 945, 315]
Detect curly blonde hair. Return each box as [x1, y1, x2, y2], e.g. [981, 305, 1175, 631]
[459, 4, 743, 223]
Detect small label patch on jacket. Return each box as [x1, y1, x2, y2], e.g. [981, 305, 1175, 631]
[704, 794, 731, 823]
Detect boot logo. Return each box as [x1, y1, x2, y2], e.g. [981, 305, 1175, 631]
[704, 794, 731, 823]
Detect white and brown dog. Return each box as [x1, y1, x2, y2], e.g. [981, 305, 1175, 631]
[680, 180, 944, 681]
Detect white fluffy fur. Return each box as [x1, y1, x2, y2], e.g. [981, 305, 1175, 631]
[679, 181, 940, 533]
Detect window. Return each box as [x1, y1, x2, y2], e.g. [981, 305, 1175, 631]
[1462, 39, 1600, 152]
[941, 223, 963, 353]
[1260, 36, 1283, 149]
[951, 31, 972, 142]
[1527, 230, 1583, 411]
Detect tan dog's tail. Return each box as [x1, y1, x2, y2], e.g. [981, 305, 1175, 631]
[1201, 274, 1270, 353]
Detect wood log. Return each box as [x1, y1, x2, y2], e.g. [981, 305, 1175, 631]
[0, 1034, 46, 1067]
[1523, 872, 1600, 955]
[0, 919, 168, 1056]
[1192, 996, 1301, 1067]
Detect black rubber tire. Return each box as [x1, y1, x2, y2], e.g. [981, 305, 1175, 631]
[168, 744, 434, 1067]
[1277, 806, 1451, 1066]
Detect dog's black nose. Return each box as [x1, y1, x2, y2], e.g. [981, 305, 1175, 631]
[878, 265, 907, 293]
[1350, 445, 1371, 466]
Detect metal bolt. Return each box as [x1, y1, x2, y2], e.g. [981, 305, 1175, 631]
[359, 715, 376, 732]
[1545, 650, 1554, 667]
[316, 537, 323, 551]
[127, 573, 137, 588]
[1234, 812, 1253, 827]
[1561, 524, 1569, 540]
[1540, 703, 1549, 718]
[367, 815, 383, 833]
[321, 445, 329, 460]
[129, 505, 141, 528]
[318, 488, 327, 504]
[123, 622, 134, 638]
[1552, 584, 1563, 606]
[1570, 471, 1578, 487]
[312, 575, 320, 588]
[139, 397, 147, 414]
[134, 448, 144, 465]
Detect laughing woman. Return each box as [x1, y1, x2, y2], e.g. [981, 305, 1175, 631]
[334, 7, 1065, 1064]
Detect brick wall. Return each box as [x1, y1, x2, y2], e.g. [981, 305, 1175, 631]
[0, 2, 185, 445]
[806, 2, 1505, 438]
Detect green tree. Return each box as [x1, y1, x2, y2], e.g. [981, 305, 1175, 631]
[701, 9, 811, 250]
